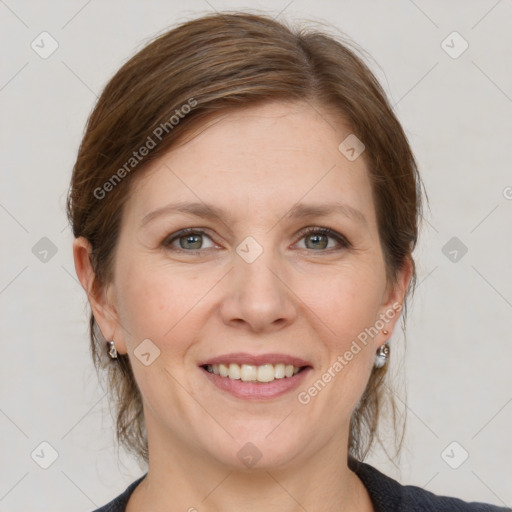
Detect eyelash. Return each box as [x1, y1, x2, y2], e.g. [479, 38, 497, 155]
[162, 226, 351, 255]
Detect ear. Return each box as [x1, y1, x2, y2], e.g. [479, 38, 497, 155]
[72, 236, 127, 354]
[377, 256, 413, 342]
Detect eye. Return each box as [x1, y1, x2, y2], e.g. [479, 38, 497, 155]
[163, 228, 215, 252]
[295, 227, 350, 251]
[162, 226, 351, 254]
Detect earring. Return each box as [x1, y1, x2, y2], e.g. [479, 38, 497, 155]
[382, 329, 389, 335]
[107, 340, 118, 359]
[374, 343, 390, 368]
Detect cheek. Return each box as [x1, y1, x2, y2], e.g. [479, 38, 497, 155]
[114, 258, 181, 342]
[114, 256, 219, 349]
[295, 269, 383, 413]
[299, 262, 386, 345]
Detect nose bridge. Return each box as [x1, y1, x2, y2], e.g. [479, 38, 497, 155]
[221, 235, 296, 330]
[237, 243, 279, 295]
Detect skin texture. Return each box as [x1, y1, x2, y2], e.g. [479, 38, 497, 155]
[74, 101, 411, 512]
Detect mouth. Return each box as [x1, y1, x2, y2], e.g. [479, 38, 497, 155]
[201, 362, 308, 382]
[198, 353, 313, 400]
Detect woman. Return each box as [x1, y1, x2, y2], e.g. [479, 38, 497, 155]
[68, 12, 509, 512]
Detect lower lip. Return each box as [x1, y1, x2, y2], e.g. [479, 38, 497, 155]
[200, 366, 312, 400]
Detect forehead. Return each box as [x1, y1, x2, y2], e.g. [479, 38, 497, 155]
[124, 101, 376, 229]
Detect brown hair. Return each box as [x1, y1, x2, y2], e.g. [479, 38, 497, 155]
[66, 11, 423, 465]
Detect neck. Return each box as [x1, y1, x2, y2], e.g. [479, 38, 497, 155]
[126, 419, 374, 512]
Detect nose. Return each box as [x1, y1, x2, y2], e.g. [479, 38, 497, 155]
[219, 247, 297, 333]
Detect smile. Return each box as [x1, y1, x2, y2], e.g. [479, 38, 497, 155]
[198, 352, 313, 399]
[203, 363, 303, 382]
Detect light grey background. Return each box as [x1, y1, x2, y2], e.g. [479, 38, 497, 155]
[1, 1, 511, 510]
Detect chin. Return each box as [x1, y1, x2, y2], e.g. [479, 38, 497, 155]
[202, 424, 308, 472]
[213, 442, 302, 472]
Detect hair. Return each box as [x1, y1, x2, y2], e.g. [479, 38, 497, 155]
[66, 11, 423, 466]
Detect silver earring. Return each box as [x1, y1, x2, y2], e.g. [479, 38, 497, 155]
[107, 340, 118, 359]
[374, 343, 390, 368]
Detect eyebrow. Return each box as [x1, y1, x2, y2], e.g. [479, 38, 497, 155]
[139, 200, 368, 228]
[284, 202, 368, 226]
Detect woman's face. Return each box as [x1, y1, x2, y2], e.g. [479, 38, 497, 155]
[85, 101, 409, 470]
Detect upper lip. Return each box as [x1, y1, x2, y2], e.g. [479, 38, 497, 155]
[198, 352, 313, 368]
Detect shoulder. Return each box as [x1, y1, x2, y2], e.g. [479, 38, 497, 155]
[349, 458, 510, 512]
[91, 474, 147, 512]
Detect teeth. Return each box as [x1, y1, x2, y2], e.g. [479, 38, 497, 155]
[257, 364, 275, 383]
[228, 363, 241, 379]
[205, 363, 303, 382]
[275, 363, 285, 379]
[241, 364, 258, 382]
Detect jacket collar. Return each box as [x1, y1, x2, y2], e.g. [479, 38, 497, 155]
[348, 456, 403, 511]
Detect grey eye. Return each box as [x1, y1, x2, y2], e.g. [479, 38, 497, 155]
[297, 230, 344, 251]
[179, 234, 203, 250]
[304, 233, 330, 250]
[165, 230, 215, 251]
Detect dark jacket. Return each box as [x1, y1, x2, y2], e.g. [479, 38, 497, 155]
[92, 459, 510, 511]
